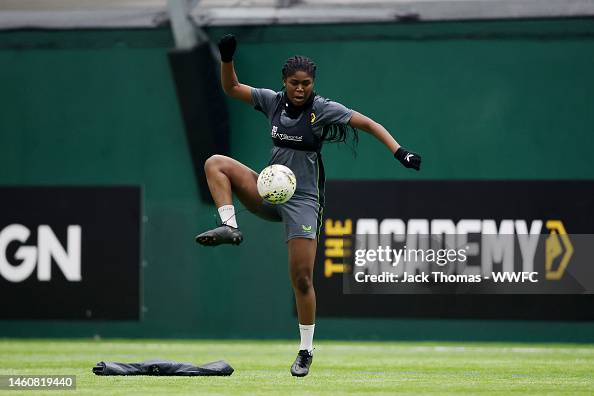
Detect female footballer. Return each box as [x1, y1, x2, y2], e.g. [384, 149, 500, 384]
[196, 34, 421, 377]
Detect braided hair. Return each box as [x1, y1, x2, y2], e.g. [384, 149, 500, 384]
[281, 55, 317, 80]
[281, 55, 359, 150]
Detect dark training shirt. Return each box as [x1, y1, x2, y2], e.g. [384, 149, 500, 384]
[252, 88, 353, 201]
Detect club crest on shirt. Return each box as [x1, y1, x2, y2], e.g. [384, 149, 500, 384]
[310, 112, 316, 124]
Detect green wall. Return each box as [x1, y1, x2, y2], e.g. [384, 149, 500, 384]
[0, 20, 593, 341]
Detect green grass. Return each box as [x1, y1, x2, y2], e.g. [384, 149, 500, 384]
[0, 339, 592, 395]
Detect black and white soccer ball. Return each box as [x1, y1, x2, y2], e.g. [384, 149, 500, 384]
[257, 164, 296, 204]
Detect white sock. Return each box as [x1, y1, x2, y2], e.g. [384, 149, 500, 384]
[299, 323, 315, 352]
[218, 205, 237, 228]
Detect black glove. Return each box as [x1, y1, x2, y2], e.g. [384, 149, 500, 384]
[394, 147, 422, 171]
[218, 34, 237, 63]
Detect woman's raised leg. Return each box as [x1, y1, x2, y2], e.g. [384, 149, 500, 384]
[195, 154, 266, 246]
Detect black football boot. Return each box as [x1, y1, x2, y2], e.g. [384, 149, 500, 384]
[195, 225, 243, 246]
[290, 349, 313, 377]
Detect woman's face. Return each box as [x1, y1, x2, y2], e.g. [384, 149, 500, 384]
[284, 70, 314, 106]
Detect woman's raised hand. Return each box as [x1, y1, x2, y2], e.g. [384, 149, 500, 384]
[218, 34, 237, 63]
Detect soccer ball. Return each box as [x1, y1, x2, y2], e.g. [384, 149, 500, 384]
[257, 164, 296, 204]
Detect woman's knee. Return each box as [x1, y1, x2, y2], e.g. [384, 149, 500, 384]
[204, 154, 229, 173]
[292, 271, 313, 295]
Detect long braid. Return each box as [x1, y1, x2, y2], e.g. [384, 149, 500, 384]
[281, 55, 358, 151]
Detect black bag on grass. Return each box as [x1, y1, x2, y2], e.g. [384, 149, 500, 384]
[93, 359, 234, 376]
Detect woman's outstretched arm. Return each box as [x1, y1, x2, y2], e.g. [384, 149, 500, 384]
[218, 34, 253, 105]
[349, 111, 399, 153]
[349, 111, 422, 170]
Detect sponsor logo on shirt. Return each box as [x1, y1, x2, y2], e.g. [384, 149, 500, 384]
[271, 125, 303, 142]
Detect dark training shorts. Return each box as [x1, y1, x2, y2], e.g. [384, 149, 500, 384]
[259, 194, 322, 242]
